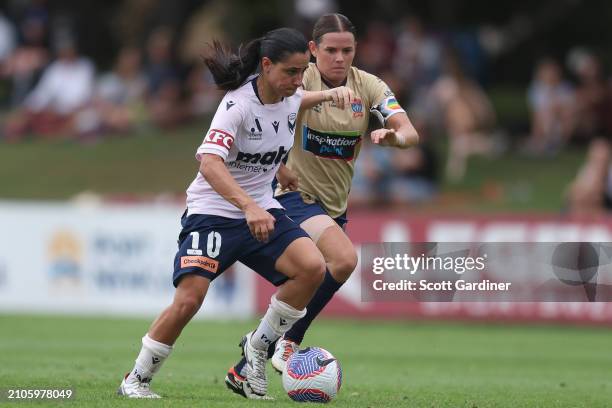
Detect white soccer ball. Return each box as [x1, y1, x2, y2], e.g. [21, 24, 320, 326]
[282, 346, 342, 403]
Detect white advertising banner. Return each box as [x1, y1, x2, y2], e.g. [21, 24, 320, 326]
[0, 201, 255, 318]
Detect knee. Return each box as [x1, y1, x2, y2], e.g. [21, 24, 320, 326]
[329, 248, 358, 281]
[298, 255, 326, 289]
[173, 293, 203, 319]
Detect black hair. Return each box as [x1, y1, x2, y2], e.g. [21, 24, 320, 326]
[203, 27, 308, 91]
[312, 13, 356, 45]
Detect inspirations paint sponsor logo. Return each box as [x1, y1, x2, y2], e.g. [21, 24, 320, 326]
[302, 126, 361, 160]
[180, 256, 219, 273]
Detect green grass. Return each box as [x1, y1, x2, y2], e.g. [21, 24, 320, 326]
[439, 147, 586, 212]
[1, 315, 611, 407]
[0, 123, 207, 200]
[0, 113, 588, 211]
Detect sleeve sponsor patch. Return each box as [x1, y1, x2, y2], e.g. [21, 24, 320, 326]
[180, 256, 219, 273]
[203, 129, 234, 151]
[370, 96, 406, 125]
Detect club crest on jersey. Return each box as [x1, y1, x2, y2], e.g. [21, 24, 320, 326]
[204, 129, 234, 150]
[248, 116, 263, 140]
[288, 113, 297, 134]
[351, 98, 364, 118]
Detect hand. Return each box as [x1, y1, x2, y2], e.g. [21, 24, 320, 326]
[243, 202, 276, 242]
[370, 128, 398, 145]
[276, 166, 299, 191]
[324, 86, 354, 109]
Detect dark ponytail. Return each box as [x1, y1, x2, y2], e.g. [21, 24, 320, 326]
[204, 28, 308, 91]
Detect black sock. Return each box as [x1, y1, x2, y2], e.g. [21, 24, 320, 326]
[284, 269, 343, 344]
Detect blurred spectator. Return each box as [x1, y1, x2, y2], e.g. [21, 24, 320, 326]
[386, 130, 438, 205]
[1, 15, 49, 107]
[348, 139, 387, 208]
[524, 58, 575, 155]
[145, 27, 178, 96]
[568, 51, 612, 143]
[4, 35, 94, 141]
[355, 21, 395, 74]
[566, 138, 612, 215]
[186, 64, 222, 117]
[349, 122, 438, 207]
[429, 50, 497, 182]
[392, 16, 441, 101]
[144, 27, 185, 129]
[92, 46, 147, 134]
[0, 11, 16, 63]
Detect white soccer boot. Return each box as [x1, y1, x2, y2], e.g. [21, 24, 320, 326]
[242, 331, 269, 397]
[117, 373, 161, 398]
[224, 366, 274, 400]
[271, 336, 299, 374]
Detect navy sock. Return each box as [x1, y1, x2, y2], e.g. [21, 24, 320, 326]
[284, 269, 343, 344]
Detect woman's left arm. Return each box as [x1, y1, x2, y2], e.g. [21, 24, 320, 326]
[370, 112, 419, 149]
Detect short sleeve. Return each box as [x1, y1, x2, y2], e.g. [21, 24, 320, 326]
[195, 96, 243, 161]
[363, 72, 406, 126]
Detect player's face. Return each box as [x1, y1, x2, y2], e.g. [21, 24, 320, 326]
[263, 51, 310, 98]
[310, 32, 356, 86]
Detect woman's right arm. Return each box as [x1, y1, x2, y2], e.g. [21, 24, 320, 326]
[199, 153, 276, 242]
[300, 86, 354, 111]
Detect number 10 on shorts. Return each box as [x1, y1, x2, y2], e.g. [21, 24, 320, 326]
[188, 231, 222, 258]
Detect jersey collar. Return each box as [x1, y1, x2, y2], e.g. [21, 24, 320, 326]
[251, 76, 284, 105]
[320, 73, 348, 89]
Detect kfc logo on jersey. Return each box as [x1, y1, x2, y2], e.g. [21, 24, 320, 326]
[204, 129, 234, 150]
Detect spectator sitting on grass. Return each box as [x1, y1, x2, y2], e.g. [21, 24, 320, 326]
[566, 138, 612, 215]
[1, 15, 49, 107]
[524, 58, 575, 156]
[429, 50, 497, 182]
[93, 46, 147, 134]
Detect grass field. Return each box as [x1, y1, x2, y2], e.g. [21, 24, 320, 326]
[1, 315, 611, 407]
[0, 119, 588, 212]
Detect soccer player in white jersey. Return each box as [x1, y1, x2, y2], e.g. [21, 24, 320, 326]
[227, 14, 419, 388]
[117, 27, 353, 400]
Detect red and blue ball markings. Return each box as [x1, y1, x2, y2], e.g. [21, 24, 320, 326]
[285, 347, 342, 403]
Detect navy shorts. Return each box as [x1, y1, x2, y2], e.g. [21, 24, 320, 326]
[276, 191, 348, 229]
[173, 208, 309, 287]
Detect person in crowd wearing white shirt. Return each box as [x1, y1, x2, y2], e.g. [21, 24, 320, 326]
[4, 36, 94, 140]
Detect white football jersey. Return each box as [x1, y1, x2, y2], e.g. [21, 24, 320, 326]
[186, 76, 302, 218]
